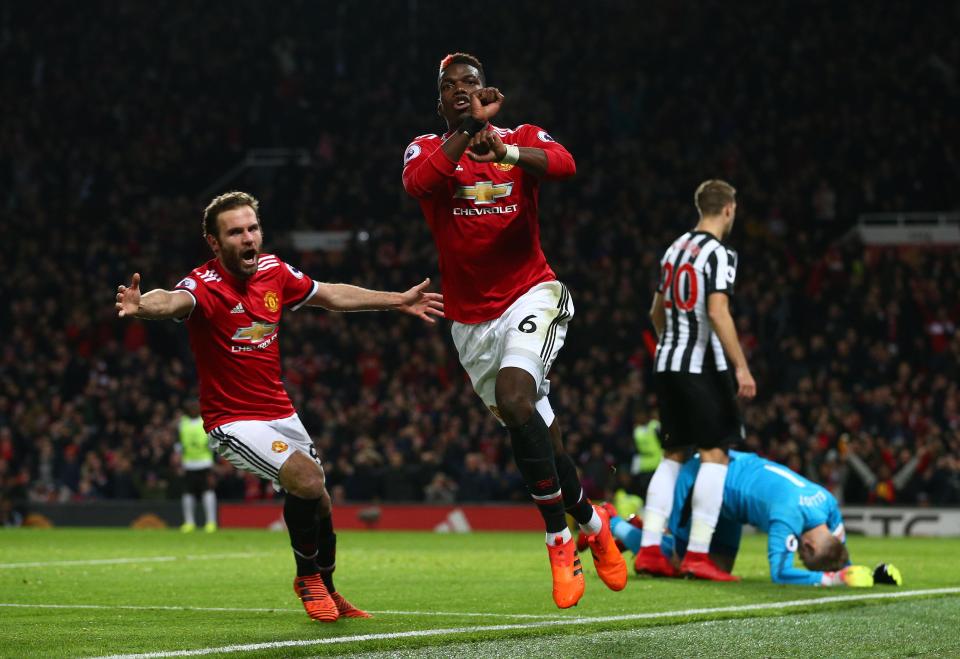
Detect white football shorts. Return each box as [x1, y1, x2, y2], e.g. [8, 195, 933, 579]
[208, 413, 319, 486]
[451, 280, 574, 427]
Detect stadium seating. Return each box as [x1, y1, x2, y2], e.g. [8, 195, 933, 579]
[1, 0, 957, 522]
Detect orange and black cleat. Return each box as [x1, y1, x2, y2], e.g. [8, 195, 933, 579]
[293, 574, 340, 622]
[547, 536, 585, 609]
[585, 504, 628, 591]
[680, 551, 740, 582]
[331, 591, 372, 618]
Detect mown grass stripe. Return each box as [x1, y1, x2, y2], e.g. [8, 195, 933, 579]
[85, 587, 960, 659]
[0, 602, 564, 619]
[0, 553, 267, 569]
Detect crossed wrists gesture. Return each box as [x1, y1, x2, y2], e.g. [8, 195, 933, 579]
[467, 88, 507, 162]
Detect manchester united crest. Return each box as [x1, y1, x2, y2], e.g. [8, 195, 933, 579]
[264, 290, 279, 312]
[271, 440, 288, 453]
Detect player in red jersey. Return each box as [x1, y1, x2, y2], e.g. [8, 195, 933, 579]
[402, 53, 626, 608]
[115, 191, 443, 622]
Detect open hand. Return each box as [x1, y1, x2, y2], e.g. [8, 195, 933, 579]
[397, 278, 444, 323]
[116, 273, 142, 318]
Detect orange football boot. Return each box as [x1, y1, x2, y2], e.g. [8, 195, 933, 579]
[585, 504, 628, 591]
[547, 536, 585, 609]
[331, 592, 372, 618]
[293, 574, 339, 622]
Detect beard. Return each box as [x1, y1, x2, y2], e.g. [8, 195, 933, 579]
[222, 245, 259, 278]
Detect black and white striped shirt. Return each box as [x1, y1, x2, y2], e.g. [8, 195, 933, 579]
[654, 231, 738, 374]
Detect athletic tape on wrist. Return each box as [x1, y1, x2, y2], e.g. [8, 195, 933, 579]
[499, 144, 520, 165]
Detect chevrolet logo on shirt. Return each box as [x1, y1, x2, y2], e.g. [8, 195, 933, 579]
[232, 322, 279, 343]
[454, 181, 513, 205]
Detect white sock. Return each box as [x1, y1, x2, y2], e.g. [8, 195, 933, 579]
[181, 493, 196, 526]
[202, 490, 217, 525]
[640, 458, 682, 548]
[687, 462, 728, 553]
[578, 508, 602, 536]
[545, 527, 573, 546]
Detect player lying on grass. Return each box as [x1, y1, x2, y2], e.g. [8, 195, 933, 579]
[607, 451, 902, 587]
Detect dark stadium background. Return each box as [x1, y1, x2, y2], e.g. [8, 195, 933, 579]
[2, 0, 958, 523]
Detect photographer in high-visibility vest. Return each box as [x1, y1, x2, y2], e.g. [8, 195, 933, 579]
[631, 410, 663, 497]
[176, 399, 217, 532]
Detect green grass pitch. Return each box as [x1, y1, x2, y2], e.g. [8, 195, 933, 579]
[1, 529, 959, 658]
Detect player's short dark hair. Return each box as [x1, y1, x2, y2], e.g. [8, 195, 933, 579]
[438, 52, 485, 87]
[203, 191, 260, 238]
[694, 180, 737, 217]
[804, 536, 850, 572]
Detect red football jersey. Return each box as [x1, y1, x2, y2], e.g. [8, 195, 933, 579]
[174, 254, 318, 431]
[402, 123, 576, 323]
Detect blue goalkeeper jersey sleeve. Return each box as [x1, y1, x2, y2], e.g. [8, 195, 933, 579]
[722, 452, 844, 585]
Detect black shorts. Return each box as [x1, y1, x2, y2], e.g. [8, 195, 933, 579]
[655, 370, 743, 450]
[184, 468, 211, 496]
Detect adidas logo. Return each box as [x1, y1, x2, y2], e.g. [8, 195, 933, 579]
[434, 508, 471, 533]
[230, 303, 245, 314]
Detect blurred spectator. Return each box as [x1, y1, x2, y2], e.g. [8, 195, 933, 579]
[379, 449, 421, 502]
[579, 443, 616, 501]
[630, 410, 663, 496]
[424, 473, 458, 504]
[1, 0, 957, 510]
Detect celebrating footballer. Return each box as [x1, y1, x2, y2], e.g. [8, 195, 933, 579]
[402, 53, 627, 609]
[115, 191, 443, 622]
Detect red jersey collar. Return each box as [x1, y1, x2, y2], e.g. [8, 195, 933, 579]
[210, 256, 256, 289]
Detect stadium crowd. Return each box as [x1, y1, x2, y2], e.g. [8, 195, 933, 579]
[2, 0, 958, 523]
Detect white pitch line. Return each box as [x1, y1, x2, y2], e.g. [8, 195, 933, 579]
[86, 587, 960, 659]
[0, 602, 560, 619]
[368, 609, 561, 619]
[0, 553, 268, 569]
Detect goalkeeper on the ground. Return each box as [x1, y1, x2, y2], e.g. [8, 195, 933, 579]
[609, 451, 901, 587]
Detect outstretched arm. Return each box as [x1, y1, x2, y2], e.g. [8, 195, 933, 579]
[306, 277, 444, 323]
[116, 273, 195, 320]
[846, 450, 878, 489]
[892, 450, 926, 491]
[769, 551, 826, 585]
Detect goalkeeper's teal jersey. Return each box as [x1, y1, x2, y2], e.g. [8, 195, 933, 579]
[722, 451, 844, 585]
[670, 451, 844, 585]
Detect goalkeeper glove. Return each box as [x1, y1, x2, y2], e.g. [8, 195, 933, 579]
[822, 565, 874, 587]
[873, 563, 903, 586]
